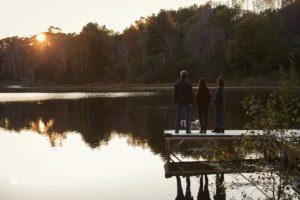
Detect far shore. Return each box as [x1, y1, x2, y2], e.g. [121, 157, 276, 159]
[0, 82, 294, 93]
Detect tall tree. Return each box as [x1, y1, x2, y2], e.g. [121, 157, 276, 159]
[0, 37, 36, 81]
[72, 23, 114, 82]
[227, 10, 292, 76]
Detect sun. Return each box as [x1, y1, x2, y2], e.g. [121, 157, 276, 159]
[36, 33, 46, 42]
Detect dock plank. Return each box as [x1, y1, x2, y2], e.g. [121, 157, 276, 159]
[164, 130, 300, 140]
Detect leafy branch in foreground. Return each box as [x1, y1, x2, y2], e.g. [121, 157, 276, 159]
[241, 66, 300, 200]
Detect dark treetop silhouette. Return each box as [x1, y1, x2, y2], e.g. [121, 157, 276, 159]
[0, 0, 299, 84]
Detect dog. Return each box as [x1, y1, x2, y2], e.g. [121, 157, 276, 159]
[180, 119, 201, 130]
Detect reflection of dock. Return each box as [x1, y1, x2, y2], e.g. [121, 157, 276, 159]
[163, 129, 300, 199]
[163, 130, 265, 178]
[164, 159, 261, 178]
[163, 129, 300, 177]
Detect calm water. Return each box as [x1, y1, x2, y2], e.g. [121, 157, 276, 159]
[0, 89, 289, 199]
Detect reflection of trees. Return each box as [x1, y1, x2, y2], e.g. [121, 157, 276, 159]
[0, 91, 265, 156]
[0, 96, 172, 152]
[30, 118, 68, 147]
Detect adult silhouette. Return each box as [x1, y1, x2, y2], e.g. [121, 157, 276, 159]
[212, 77, 225, 133]
[185, 176, 194, 200]
[175, 176, 194, 200]
[197, 174, 211, 200]
[175, 176, 185, 200]
[214, 174, 226, 200]
[173, 70, 194, 134]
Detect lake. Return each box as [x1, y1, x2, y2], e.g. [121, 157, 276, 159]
[0, 89, 292, 199]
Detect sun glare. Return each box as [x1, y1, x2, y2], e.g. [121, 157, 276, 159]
[36, 33, 46, 42]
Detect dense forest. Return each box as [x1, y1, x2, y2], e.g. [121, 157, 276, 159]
[0, 0, 299, 84]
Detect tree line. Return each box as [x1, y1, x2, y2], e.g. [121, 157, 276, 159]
[0, 0, 299, 84]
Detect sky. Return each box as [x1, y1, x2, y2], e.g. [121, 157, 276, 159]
[0, 0, 209, 39]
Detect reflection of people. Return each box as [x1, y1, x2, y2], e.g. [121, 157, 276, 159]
[213, 77, 225, 133]
[197, 174, 211, 200]
[174, 70, 194, 134]
[175, 176, 194, 200]
[176, 176, 185, 200]
[214, 174, 226, 200]
[185, 176, 194, 200]
[196, 78, 210, 133]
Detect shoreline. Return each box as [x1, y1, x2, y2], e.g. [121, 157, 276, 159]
[0, 84, 294, 93]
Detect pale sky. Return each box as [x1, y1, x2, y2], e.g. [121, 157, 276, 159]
[0, 0, 208, 39]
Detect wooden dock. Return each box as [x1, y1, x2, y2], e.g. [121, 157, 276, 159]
[164, 129, 300, 140]
[164, 130, 250, 140]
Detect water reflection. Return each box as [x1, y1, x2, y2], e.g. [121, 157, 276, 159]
[0, 90, 297, 199]
[215, 174, 226, 200]
[29, 119, 68, 147]
[198, 175, 210, 200]
[0, 132, 173, 200]
[175, 176, 193, 200]
[174, 174, 225, 200]
[0, 90, 266, 152]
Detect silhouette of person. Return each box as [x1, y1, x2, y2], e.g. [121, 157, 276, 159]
[176, 176, 185, 200]
[214, 174, 226, 200]
[175, 176, 194, 200]
[185, 176, 194, 200]
[197, 174, 211, 200]
[196, 78, 210, 133]
[212, 77, 225, 133]
[174, 70, 194, 134]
